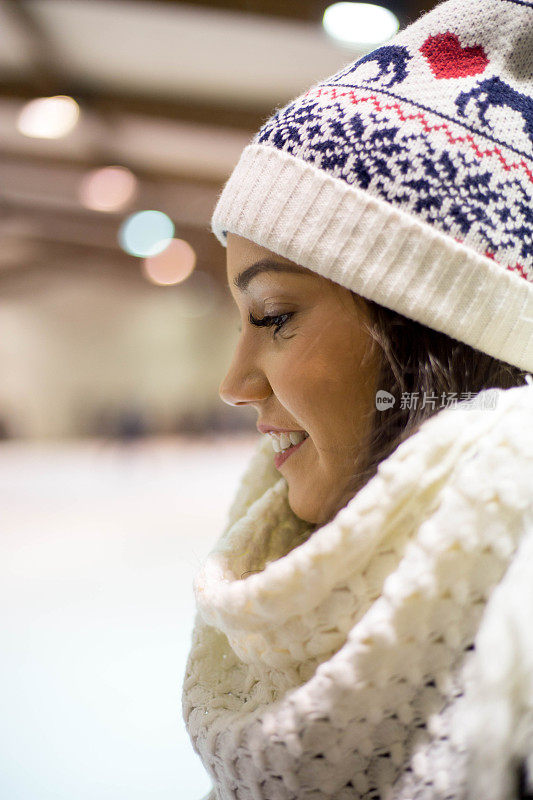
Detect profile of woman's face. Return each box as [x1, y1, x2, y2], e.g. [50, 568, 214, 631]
[219, 233, 382, 526]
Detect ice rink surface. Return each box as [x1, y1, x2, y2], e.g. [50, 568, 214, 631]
[0, 434, 258, 800]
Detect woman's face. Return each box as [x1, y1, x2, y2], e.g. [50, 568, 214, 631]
[219, 233, 382, 526]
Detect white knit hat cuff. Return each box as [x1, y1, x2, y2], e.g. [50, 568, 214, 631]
[212, 143, 533, 373]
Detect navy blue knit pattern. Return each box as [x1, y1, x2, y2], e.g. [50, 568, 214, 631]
[252, 9, 533, 282]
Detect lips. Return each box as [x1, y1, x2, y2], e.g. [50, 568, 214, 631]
[257, 423, 305, 434]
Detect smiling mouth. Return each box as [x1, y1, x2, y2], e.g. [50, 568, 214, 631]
[271, 433, 309, 468]
[268, 430, 309, 453]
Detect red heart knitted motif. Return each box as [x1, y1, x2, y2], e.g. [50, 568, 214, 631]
[420, 32, 489, 79]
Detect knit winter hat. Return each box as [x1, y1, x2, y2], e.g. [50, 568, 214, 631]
[211, 0, 533, 372]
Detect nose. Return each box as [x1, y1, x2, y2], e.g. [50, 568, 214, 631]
[218, 340, 271, 407]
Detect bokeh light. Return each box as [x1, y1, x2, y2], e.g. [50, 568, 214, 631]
[79, 166, 138, 212]
[142, 238, 197, 286]
[119, 210, 175, 258]
[17, 95, 80, 139]
[323, 2, 399, 47]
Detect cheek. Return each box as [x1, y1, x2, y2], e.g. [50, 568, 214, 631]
[292, 352, 375, 442]
[273, 363, 314, 414]
[273, 352, 350, 435]
[269, 319, 377, 433]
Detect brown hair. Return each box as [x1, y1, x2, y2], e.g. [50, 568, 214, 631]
[351, 295, 530, 495]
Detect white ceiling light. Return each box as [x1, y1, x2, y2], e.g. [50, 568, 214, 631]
[17, 95, 80, 139]
[323, 2, 399, 48]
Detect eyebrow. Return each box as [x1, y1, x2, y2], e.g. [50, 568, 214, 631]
[233, 258, 310, 292]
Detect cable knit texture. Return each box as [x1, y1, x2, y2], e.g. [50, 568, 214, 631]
[182, 381, 533, 799]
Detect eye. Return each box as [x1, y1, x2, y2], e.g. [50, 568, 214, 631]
[248, 311, 293, 336]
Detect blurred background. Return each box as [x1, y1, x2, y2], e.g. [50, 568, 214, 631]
[0, 0, 437, 797]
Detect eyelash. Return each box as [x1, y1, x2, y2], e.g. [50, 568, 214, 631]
[248, 311, 293, 336]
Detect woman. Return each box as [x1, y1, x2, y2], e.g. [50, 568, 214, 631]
[182, 0, 533, 797]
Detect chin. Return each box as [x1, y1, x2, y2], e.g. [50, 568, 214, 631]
[287, 484, 329, 526]
[287, 476, 356, 526]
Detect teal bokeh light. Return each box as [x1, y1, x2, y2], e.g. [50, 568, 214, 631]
[119, 210, 175, 257]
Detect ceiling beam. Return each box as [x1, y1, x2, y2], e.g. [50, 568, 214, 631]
[124, 0, 327, 22]
[0, 203, 227, 286]
[125, 0, 412, 27]
[1, 0, 69, 95]
[0, 146, 222, 190]
[0, 76, 269, 133]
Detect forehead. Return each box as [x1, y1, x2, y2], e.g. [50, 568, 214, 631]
[226, 232, 309, 275]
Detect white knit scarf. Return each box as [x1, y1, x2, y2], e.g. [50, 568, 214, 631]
[182, 381, 533, 800]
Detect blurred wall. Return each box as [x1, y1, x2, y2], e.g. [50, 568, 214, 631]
[0, 266, 244, 439]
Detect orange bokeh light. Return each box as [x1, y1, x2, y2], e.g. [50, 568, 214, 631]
[79, 166, 138, 212]
[142, 238, 197, 286]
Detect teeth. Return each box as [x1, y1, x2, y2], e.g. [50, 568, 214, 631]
[279, 433, 291, 450]
[289, 431, 305, 446]
[268, 430, 308, 453]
